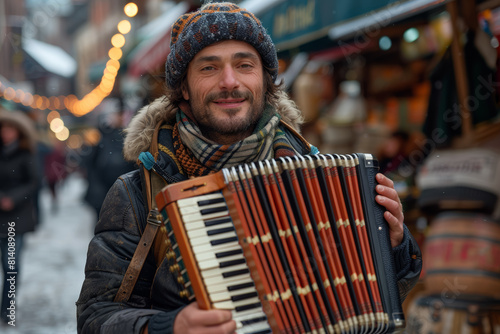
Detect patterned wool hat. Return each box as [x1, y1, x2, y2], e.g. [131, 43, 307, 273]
[165, 1, 278, 89]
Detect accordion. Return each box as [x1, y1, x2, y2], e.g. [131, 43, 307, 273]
[155, 153, 405, 334]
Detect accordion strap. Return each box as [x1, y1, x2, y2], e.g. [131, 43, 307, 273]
[115, 123, 166, 303]
[114, 205, 161, 303]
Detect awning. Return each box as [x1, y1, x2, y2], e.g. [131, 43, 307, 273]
[127, 2, 190, 77]
[257, 0, 450, 54]
[22, 38, 77, 78]
[238, 0, 286, 16]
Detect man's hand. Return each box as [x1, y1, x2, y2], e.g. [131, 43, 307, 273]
[174, 302, 237, 334]
[375, 173, 404, 248]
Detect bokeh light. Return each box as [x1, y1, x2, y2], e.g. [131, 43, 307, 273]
[55, 127, 70, 141]
[124, 3, 138, 17]
[111, 34, 126, 48]
[403, 28, 420, 43]
[50, 118, 65, 133]
[118, 20, 131, 34]
[47, 110, 61, 123]
[379, 36, 392, 50]
[108, 47, 123, 60]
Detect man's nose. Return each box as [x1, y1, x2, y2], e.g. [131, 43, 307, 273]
[219, 65, 240, 90]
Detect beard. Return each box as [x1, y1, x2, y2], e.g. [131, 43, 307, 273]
[188, 89, 266, 139]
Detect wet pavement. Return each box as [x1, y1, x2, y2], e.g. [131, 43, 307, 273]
[1, 173, 95, 334]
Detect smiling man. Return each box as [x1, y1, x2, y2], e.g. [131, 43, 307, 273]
[76, 2, 422, 334]
[182, 41, 266, 144]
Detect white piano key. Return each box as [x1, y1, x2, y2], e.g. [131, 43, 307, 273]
[179, 202, 228, 215]
[231, 307, 268, 322]
[205, 276, 254, 294]
[232, 310, 267, 323]
[184, 216, 233, 232]
[195, 244, 242, 262]
[177, 193, 224, 207]
[201, 263, 249, 280]
[197, 253, 246, 270]
[192, 240, 240, 254]
[189, 231, 238, 246]
[187, 222, 234, 239]
[182, 210, 230, 223]
[209, 286, 258, 303]
[204, 271, 253, 287]
[212, 296, 261, 310]
[236, 321, 272, 334]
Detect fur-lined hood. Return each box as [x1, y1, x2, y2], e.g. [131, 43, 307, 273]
[123, 91, 304, 162]
[0, 109, 37, 153]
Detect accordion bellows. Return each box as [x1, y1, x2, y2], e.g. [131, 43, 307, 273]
[156, 153, 404, 334]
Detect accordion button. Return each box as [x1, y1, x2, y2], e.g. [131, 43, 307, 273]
[166, 250, 176, 260]
[179, 289, 190, 298]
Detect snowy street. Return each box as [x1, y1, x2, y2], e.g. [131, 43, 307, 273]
[1, 173, 95, 334]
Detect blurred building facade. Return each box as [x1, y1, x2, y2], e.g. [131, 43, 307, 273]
[0, 0, 27, 84]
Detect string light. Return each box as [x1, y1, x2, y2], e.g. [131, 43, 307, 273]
[124, 3, 138, 17]
[0, 2, 140, 121]
[117, 20, 131, 34]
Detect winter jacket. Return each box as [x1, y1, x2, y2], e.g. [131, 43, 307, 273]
[0, 110, 39, 237]
[76, 95, 422, 334]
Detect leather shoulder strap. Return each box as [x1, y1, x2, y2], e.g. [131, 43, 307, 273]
[114, 123, 167, 303]
[114, 207, 162, 303]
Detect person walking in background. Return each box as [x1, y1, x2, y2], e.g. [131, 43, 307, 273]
[43, 139, 68, 213]
[83, 99, 136, 217]
[0, 108, 39, 324]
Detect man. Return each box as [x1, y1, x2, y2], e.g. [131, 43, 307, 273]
[76, 2, 422, 333]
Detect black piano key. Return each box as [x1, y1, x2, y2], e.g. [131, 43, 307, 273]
[210, 236, 238, 246]
[245, 329, 272, 334]
[198, 197, 225, 206]
[219, 258, 246, 268]
[222, 268, 250, 278]
[216, 248, 243, 259]
[205, 216, 232, 227]
[207, 226, 235, 236]
[200, 206, 227, 215]
[227, 281, 254, 292]
[231, 291, 258, 302]
[235, 302, 261, 312]
[240, 316, 268, 326]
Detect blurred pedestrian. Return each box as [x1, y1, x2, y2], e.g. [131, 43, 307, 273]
[43, 138, 68, 213]
[0, 108, 39, 324]
[83, 100, 136, 217]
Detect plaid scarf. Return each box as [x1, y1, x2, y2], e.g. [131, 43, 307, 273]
[171, 104, 297, 177]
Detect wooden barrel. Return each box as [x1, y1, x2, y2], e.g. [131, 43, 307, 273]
[406, 294, 500, 334]
[423, 212, 500, 299]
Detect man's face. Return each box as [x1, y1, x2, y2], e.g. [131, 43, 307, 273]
[182, 40, 266, 144]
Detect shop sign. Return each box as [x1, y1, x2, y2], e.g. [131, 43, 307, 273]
[259, 0, 441, 51]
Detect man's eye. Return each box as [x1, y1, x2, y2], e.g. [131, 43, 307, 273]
[201, 66, 215, 71]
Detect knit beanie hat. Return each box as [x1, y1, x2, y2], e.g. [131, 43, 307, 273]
[165, 1, 278, 89]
